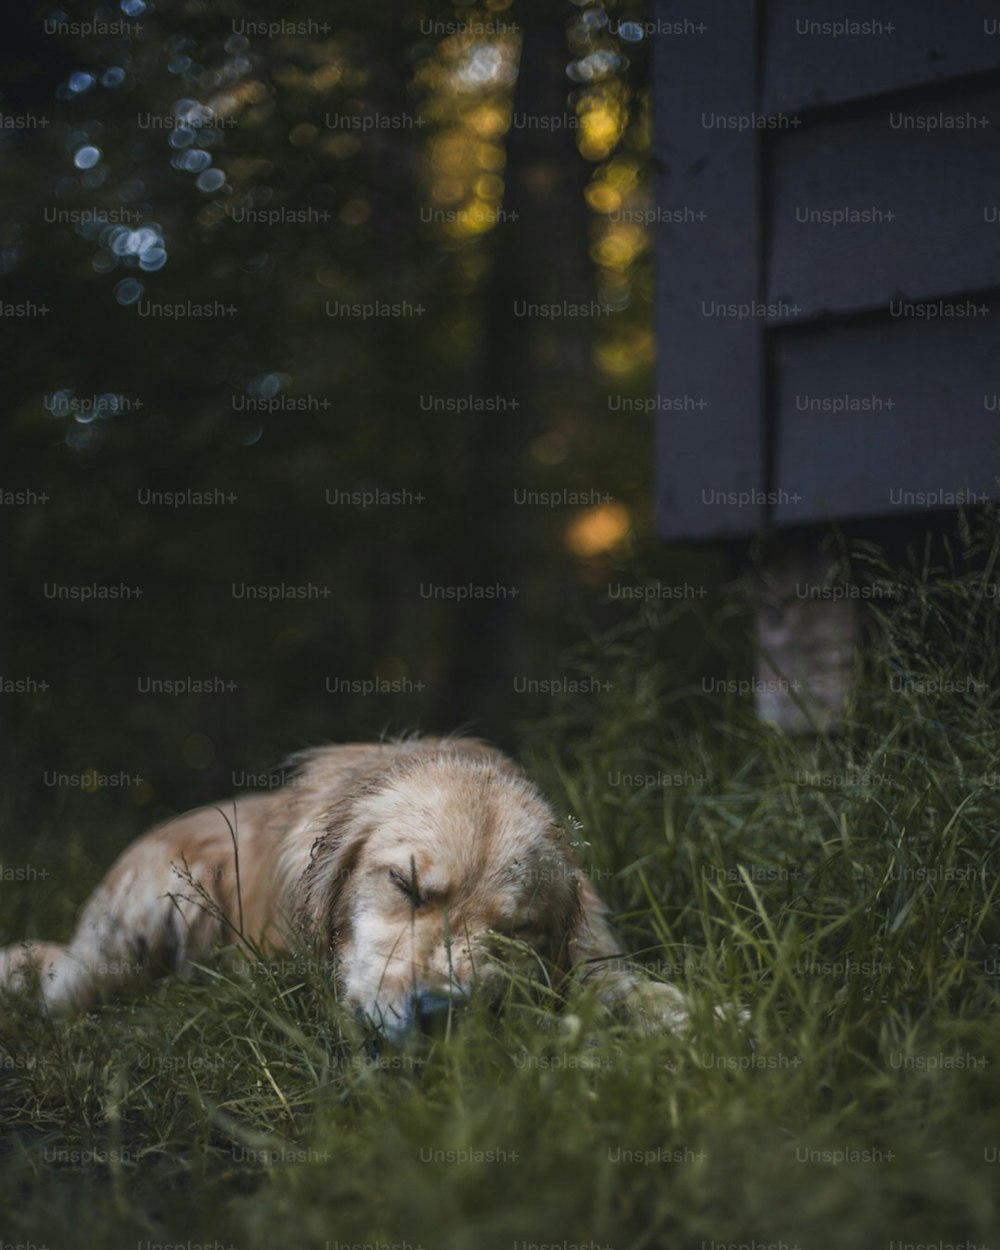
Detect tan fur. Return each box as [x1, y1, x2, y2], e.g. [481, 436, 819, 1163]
[0, 738, 693, 1038]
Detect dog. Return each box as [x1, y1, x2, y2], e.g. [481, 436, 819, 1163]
[0, 737, 699, 1041]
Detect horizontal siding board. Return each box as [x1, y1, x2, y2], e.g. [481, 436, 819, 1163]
[765, 86, 1000, 321]
[771, 309, 1000, 525]
[654, 0, 763, 539]
[762, 0, 1000, 117]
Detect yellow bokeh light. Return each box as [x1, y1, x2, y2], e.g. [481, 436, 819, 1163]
[441, 198, 499, 237]
[578, 97, 625, 162]
[429, 132, 477, 177]
[289, 122, 318, 146]
[605, 157, 640, 191]
[476, 142, 506, 171]
[582, 107, 618, 142]
[466, 105, 509, 138]
[310, 64, 343, 91]
[474, 173, 504, 200]
[632, 330, 656, 363]
[594, 331, 655, 380]
[585, 182, 621, 213]
[565, 502, 631, 557]
[592, 222, 644, 269]
[594, 340, 636, 379]
[430, 176, 466, 205]
[211, 78, 269, 117]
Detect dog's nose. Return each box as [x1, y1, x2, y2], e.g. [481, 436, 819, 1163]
[414, 990, 458, 1036]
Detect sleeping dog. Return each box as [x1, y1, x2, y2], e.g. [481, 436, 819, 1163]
[0, 737, 702, 1041]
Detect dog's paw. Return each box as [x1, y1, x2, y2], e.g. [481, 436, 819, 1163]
[601, 978, 749, 1036]
[614, 979, 693, 1034]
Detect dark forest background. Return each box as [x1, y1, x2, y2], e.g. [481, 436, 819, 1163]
[0, 0, 737, 843]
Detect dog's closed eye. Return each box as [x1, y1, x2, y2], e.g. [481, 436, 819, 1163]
[389, 868, 422, 907]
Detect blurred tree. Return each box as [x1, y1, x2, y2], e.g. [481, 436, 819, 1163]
[0, 0, 696, 837]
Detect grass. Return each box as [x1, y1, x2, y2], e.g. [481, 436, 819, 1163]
[3, 518, 1000, 1249]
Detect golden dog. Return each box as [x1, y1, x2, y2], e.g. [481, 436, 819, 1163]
[0, 737, 694, 1040]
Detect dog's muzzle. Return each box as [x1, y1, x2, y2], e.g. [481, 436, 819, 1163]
[413, 989, 459, 1036]
[367, 987, 470, 1045]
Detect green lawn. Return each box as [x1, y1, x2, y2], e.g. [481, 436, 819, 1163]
[3, 529, 1000, 1249]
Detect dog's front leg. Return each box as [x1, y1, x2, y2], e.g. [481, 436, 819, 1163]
[569, 876, 692, 1033]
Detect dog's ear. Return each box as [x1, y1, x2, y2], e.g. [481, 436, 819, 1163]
[536, 828, 588, 978]
[294, 809, 369, 952]
[550, 833, 624, 979]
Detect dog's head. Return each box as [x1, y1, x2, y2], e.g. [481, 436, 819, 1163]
[296, 746, 583, 1043]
